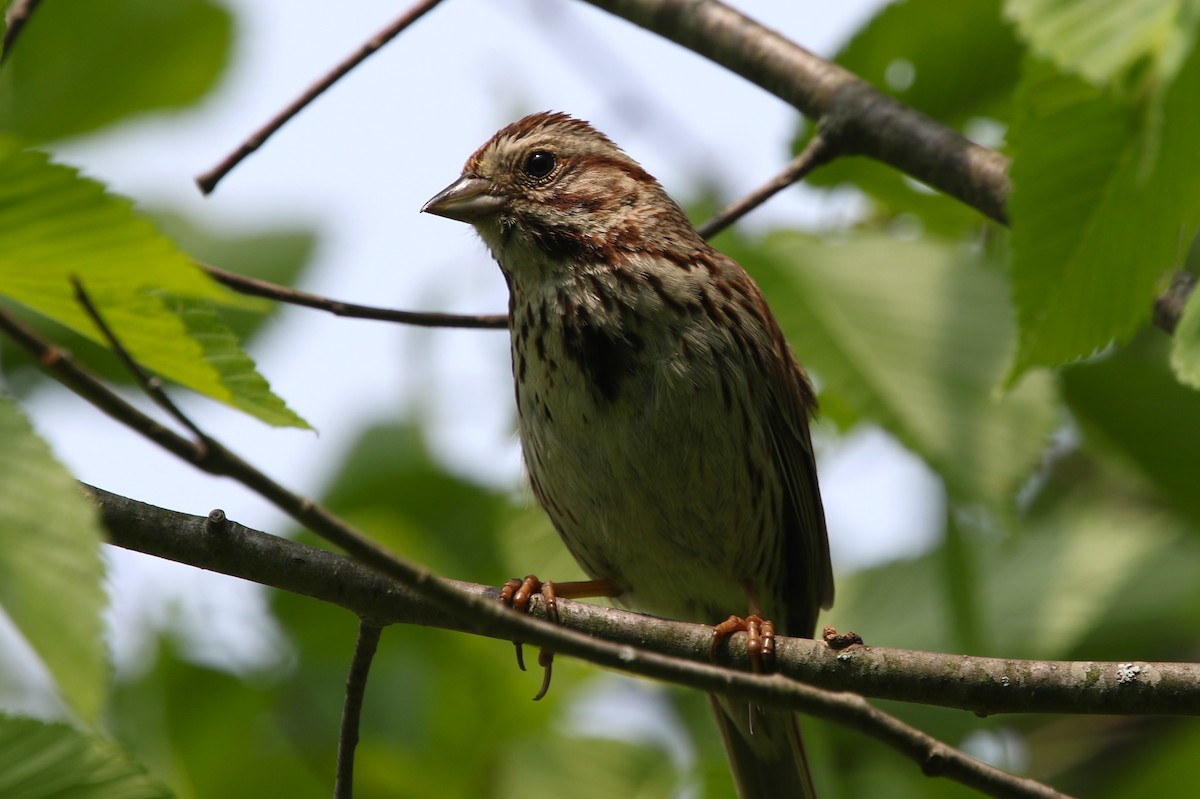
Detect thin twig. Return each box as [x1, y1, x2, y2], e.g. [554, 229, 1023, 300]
[1, 0, 43, 62]
[200, 263, 507, 329]
[697, 134, 836, 239]
[71, 278, 210, 446]
[0, 303, 1072, 799]
[335, 621, 383, 799]
[195, 0, 445, 194]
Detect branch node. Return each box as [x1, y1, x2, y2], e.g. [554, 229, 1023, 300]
[205, 509, 230, 536]
[921, 747, 950, 777]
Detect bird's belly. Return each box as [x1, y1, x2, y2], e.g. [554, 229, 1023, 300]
[518, 361, 774, 624]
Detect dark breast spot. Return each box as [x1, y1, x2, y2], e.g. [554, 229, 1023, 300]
[561, 308, 643, 403]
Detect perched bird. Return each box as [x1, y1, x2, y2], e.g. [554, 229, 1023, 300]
[423, 112, 833, 798]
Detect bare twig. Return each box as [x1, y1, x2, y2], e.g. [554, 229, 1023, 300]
[88, 485, 1200, 720]
[71, 278, 210, 444]
[335, 621, 383, 799]
[200, 262, 507, 329]
[697, 134, 836, 239]
[1, 0, 43, 62]
[195, 0, 445, 194]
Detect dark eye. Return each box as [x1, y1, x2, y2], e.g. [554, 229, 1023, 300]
[523, 150, 556, 179]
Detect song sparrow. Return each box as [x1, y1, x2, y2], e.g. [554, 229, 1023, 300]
[423, 112, 833, 798]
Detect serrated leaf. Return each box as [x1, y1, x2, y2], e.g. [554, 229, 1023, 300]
[735, 231, 1058, 508]
[1007, 48, 1200, 380]
[171, 298, 307, 428]
[1004, 0, 1197, 85]
[1169, 282, 1200, 388]
[0, 0, 231, 142]
[0, 141, 309, 428]
[0, 715, 171, 799]
[0, 398, 107, 726]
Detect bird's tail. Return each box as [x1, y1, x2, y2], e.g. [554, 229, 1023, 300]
[710, 694, 816, 798]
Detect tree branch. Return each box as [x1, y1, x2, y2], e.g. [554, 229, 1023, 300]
[580, 0, 1011, 224]
[88, 485, 1200, 719]
[696, 133, 836, 239]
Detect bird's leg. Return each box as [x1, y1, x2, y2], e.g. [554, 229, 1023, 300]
[498, 575, 616, 700]
[709, 581, 780, 736]
[709, 580, 776, 674]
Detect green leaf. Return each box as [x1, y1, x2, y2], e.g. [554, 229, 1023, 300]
[1006, 47, 1200, 380]
[797, 0, 1022, 233]
[732, 230, 1059, 508]
[0, 141, 309, 428]
[1062, 336, 1200, 525]
[1169, 281, 1200, 388]
[0, 397, 107, 726]
[0, 0, 232, 142]
[0, 715, 171, 799]
[832, 496, 1192, 659]
[1004, 0, 1198, 85]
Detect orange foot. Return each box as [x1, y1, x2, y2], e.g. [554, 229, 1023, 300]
[711, 614, 776, 673]
[498, 575, 616, 700]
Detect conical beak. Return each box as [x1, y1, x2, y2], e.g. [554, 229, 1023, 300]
[421, 175, 506, 222]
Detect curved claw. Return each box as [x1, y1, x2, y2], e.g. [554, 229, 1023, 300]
[499, 575, 558, 698]
[532, 648, 555, 701]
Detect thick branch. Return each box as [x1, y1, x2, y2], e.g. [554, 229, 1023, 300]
[88, 485, 1200, 718]
[581, 0, 1010, 224]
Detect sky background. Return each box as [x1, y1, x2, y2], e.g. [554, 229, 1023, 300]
[7, 0, 949, 698]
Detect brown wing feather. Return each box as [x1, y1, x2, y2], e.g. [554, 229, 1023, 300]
[748, 268, 834, 638]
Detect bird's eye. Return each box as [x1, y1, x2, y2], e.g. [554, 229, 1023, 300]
[523, 150, 556, 179]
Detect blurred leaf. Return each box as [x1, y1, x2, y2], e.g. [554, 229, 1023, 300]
[0, 714, 171, 799]
[731, 230, 1058, 508]
[317, 423, 509, 583]
[1169, 281, 1200, 388]
[1062, 336, 1200, 525]
[495, 735, 678, 799]
[798, 0, 1021, 233]
[833, 495, 1195, 660]
[1006, 46, 1200, 380]
[0, 397, 106, 726]
[110, 642, 326, 799]
[1005, 0, 1197, 84]
[0, 141, 308, 428]
[0, 0, 231, 142]
[1101, 721, 1200, 799]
